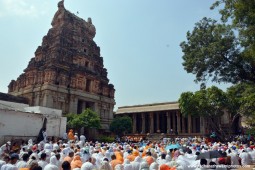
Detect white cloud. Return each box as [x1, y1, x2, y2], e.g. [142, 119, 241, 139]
[0, 0, 50, 18]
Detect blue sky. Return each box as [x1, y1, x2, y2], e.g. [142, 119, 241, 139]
[0, 0, 231, 110]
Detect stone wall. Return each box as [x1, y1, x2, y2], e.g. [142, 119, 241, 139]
[0, 103, 66, 145]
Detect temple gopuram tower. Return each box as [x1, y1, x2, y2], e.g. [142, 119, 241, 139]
[8, 0, 115, 133]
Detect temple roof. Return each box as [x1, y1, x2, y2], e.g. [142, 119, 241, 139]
[0, 92, 28, 104]
[116, 102, 179, 114]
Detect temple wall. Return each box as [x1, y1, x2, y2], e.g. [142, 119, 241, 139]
[0, 106, 66, 145]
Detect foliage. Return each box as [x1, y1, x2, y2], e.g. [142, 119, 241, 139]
[246, 128, 255, 136]
[226, 83, 255, 120]
[66, 108, 101, 130]
[178, 86, 228, 117]
[179, 83, 255, 129]
[180, 0, 255, 86]
[180, 0, 255, 130]
[110, 116, 132, 136]
[97, 135, 115, 143]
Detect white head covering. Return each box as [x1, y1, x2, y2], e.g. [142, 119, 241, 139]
[81, 162, 93, 170]
[139, 162, 149, 170]
[134, 156, 143, 163]
[28, 139, 33, 149]
[50, 156, 59, 167]
[104, 150, 111, 161]
[44, 160, 59, 170]
[115, 164, 124, 170]
[149, 162, 159, 170]
[99, 161, 111, 170]
[123, 159, 132, 170]
[53, 143, 59, 150]
[0, 160, 6, 170]
[165, 155, 171, 162]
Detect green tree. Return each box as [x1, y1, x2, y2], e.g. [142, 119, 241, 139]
[180, 0, 255, 86]
[66, 108, 101, 133]
[180, 0, 255, 132]
[179, 86, 228, 139]
[226, 83, 255, 127]
[110, 116, 132, 136]
[179, 86, 227, 117]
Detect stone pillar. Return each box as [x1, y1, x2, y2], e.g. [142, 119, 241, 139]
[94, 103, 100, 115]
[42, 92, 52, 107]
[150, 112, 154, 133]
[200, 117, 205, 134]
[157, 112, 160, 132]
[35, 93, 40, 106]
[133, 114, 137, 133]
[69, 95, 78, 113]
[173, 112, 176, 132]
[82, 101, 86, 112]
[188, 114, 192, 134]
[166, 112, 171, 133]
[177, 111, 181, 134]
[182, 116, 185, 133]
[109, 104, 114, 119]
[193, 117, 197, 133]
[142, 113, 145, 134]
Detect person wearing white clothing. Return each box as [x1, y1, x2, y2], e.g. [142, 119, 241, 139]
[0, 160, 6, 170]
[130, 156, 142, 170]
[80, 135, 86, 143]
[38, 153, 48, 170]
[44, 156, 59, 170]
[227, 149, 239, 166]
[123, 159, 132, 170]
[1, 153, 19, 170]
[248, 148, 255, 164]
[156, 153, 167, 165]
[63, 132, 68, 141]
[43, 130, 48, 143]
[16, 153, 29, 169]
[239, 150, 252, 166]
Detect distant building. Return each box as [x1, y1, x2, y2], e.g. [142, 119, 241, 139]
[116, 102, 241, 137]
[8, 0, 115, 135]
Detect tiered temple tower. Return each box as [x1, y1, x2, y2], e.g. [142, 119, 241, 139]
[8, 0, 115, 133]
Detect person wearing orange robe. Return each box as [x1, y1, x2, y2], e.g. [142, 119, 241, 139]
[68, 129, 75, 140]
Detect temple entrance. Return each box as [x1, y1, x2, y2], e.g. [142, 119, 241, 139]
[77, 100, 95, 114]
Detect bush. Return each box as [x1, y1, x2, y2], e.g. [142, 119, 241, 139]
[97, 135, 115, 143]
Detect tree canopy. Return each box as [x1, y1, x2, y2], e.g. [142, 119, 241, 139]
[179, 0, 255, 133]
[178, 86, 227, 118]
[110, 116, 132, 136]
[180, 0, 255, 86]
[66, 108, 101, 131]
[226, 83, 255, 117]
[179, 83, 255, 129]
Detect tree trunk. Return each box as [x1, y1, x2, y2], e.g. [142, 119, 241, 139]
[207, 116, 228, 142]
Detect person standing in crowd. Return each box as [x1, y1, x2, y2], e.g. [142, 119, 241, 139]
[0, 142, 11, 155]
[16, 153, 29, 169]
[43, 129, 47, 143]
[68, 130, 75, 141]
[63, 132, 68, 143]
[38, 153, 48, 170]
[1, 153, 19, 170]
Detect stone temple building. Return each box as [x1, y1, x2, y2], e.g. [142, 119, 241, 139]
[8, 1, 115, 134]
